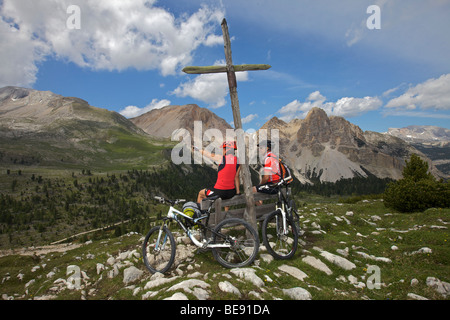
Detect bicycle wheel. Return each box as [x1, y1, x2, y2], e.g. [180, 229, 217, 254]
[262, 209, 298, 259]
[288, 199, 301, 234]
[142, 225, 176, 274]
[211, 218, 259, 269]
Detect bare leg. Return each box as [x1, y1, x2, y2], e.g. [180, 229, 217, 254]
[197, 189, 207, 204]
[252, 186, 263, 206]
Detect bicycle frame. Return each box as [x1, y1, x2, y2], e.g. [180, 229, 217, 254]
[162, 205, 231, 249]
[273, 184, 292, 235]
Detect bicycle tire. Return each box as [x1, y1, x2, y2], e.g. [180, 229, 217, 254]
[262, 209, 298, 260]
[288, 199, 301, 234]
[211, 218, 259, 269]
[142, 226, 176, 274]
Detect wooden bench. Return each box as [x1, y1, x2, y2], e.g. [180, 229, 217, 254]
[200, 190, 288, 227]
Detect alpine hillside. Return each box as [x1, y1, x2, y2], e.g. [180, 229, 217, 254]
[0, 86, 169, 169]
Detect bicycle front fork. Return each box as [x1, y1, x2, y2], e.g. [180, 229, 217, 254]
[154, 222, 170, 252]
[275, 207, 289, 235]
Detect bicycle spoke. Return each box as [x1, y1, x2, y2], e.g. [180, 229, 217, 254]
[142, 226, 176, 274]
[262, 210, 298, 260]
[212, 219, 259, 269]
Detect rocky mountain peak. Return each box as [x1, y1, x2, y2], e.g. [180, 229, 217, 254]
[0, 86, 33, 102]
[130, 104, 232, 139]
[297, 107, 331, 145]
[296, 107, 365, 149]
[260, 116, 287, 130]
[258, 107, 445, 183]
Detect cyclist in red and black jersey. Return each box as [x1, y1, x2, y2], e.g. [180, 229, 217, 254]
[194, 141, 240, 204]
[253, 140, 281, 201]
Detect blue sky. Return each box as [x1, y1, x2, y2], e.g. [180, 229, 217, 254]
[1, 0, 450, 133]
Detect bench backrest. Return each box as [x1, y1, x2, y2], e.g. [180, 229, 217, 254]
[200, 188, 290, 226]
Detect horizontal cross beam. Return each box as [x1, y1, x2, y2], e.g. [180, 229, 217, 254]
[182, 64, 271, 75]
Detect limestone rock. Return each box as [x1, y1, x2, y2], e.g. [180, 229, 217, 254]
[302, 256, 333, 275]
[278, 265, 308, 281]
[123, 266, 143, 285]
[282, 287, 312, 300]
[315, 248, 356, 271]
[426, 277, 450, 297]
[230, 268, 264, 287]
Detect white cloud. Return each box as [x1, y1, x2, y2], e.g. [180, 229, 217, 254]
[385, 74, 450, 110]
[172, 62, 249, 108]
[204, 34, 223, 46]
[345, 20, 366, 47]
[382, 84, 406, 98]
[278, 91, 382, 122]
[0, 0, 225, 87]
[0, 7, 50, 87]
[242, 114, 258, 124]
[119, 99, 171, 118]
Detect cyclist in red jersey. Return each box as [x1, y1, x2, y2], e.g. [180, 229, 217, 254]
[194, 141, 240, 204]
[253, 140, 281, 203]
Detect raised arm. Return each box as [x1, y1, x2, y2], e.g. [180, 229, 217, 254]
[192, 146, 222, 163]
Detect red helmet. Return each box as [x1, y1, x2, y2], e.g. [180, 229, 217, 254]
[222, 141, 237, 150]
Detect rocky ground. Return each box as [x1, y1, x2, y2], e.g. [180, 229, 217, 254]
[1, 199, 449, 301]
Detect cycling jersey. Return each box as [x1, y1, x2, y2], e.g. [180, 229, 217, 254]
[213, 154, 240, 190]
[263, 152, 281, 183]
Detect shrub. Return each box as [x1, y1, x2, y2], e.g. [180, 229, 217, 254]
[383, 154, 450, 213]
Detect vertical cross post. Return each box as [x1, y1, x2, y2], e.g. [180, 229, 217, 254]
[182, 19, 271, 231]
[220, 19, 256, 230]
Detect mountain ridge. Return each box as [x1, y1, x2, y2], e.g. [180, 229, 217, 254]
[257, 107, 446, 183]
[387, 125, 450, 145]
[0, 86, 447, 181]
[130, 103, 233, 141]
[0, 86, 167, 169]
[386, 125, 450, 176]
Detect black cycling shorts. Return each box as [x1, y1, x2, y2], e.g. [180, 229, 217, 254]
[205, 187, 236, 200]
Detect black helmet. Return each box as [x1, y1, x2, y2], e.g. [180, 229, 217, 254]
[257, 140, 272, 150]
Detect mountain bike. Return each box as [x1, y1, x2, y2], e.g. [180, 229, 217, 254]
[261, 178, 301, 259]
[142, 195, 260, 274]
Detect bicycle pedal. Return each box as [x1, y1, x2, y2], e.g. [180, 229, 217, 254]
[196, 240, 212, 253]
[195, 247, 210, 254]
[201, 238, 213, 248]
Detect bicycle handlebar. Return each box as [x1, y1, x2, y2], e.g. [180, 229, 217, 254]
[154, 196, 186, 205]
[259, 176, 292, 190]
[278, 176, 292, 186]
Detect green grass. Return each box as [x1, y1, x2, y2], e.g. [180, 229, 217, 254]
[1, 185, 449, 300]
[294, 199, 450, 300]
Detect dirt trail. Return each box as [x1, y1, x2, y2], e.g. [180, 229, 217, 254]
[0, 220, 131, 258]
[0, 243, 82, 258]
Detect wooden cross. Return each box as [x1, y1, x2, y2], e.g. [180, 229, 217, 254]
[182, 18, 271, 229]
